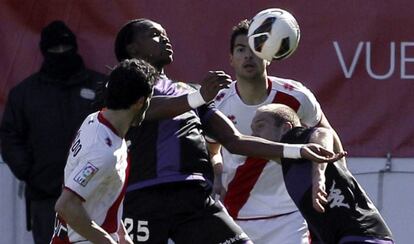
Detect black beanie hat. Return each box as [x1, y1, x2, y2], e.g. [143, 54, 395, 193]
[39, 20, 78, 54]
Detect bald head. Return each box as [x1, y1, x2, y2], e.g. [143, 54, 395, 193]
[256, 104, 301, 127]
[251, 104, 301, 142]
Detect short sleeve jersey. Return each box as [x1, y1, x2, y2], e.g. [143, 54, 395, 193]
[64, 111, 129, 243]
[213, 76, 322, 219]
[126, 76, 217, 193]
[281, 127, 393, 243]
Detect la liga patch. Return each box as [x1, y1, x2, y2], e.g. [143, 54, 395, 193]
[73, 162, 99, 186]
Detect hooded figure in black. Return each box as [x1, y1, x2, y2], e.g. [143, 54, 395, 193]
[0, 20, 106, 244]
[39, 20, 84, 80]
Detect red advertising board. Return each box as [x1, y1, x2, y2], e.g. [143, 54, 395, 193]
[1, 0, 413, 156]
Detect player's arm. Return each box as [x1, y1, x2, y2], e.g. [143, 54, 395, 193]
[118, 220, 133, 244]
[144, 71, 231, 120]
[55, 189, 117, 244]
[207, 142, 225, 198]
[295, 82, 347, 166]
[205, 111, 346, 163]
[308, 127, 338, 213]
[317, 113, 347, 168]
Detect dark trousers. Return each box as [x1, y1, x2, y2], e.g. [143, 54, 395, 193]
[30, 198, 57, 244]
[123, 182, 250, 244]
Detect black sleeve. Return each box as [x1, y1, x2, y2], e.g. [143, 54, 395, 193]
[197, 101, 217, 124]
[0, 85, 33, 181]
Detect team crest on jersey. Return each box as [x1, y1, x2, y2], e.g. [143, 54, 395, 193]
[227, 114, 237, 124]
[283, 83, 295, 91]
[215, 92, 226, 102]
[73, 162, 99, 187]
[105, 137, 112, 147]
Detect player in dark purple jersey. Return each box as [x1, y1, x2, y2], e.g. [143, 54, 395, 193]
[250, 104, 393, 244]
[114, 18, 346, 244]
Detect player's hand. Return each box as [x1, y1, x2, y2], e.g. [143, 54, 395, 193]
[199, 71, 232, 102]
[301, 143, 347, 163]
[312, 173, 328, 213]
[212, 163, 225, 201]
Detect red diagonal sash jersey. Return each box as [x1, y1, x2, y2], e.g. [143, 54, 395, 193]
[51, 111, 129, 243]
[213, 76, 322, 219]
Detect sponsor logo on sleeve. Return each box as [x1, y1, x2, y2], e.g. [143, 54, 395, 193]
[73, 162, 99, 186]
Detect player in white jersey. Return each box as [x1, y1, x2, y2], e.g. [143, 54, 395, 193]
[50, 59, 156, 244]
[208, 20, 346, 244]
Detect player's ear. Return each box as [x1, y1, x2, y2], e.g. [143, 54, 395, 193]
[126, 42, 140, 58]
[133, 97, 146, 110]
[281, 121, 293, 134]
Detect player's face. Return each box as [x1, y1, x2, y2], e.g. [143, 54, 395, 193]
[129, 20, 173, 70]
[230, 34, 267, 80]
[132, 92, 153, 127]
[251, 111, 285, 142]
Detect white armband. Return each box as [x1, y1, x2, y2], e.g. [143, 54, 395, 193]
[210, 153, 223, 166]
[187, 90, 206, 109]
[283, 144, 303, 159]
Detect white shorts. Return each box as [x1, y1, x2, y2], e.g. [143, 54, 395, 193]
[236, 211, 309, 244]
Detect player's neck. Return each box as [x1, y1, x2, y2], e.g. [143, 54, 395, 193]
[158, 67, 165, 75]
[101, 110, 134, 138]
[236, 75, 269, 105]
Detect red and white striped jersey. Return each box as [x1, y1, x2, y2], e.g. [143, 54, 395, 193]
[213, 76, 322, 219]
[63, 111, 129, 243]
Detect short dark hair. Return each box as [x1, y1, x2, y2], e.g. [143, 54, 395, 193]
[105, 58, 156, 109]
[230, 19, 250, 53]
[114, 19, 150, 62]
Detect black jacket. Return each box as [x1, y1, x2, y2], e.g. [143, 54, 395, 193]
[0, 68, 106, 200]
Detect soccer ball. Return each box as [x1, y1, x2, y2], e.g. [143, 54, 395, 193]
[248, 8, 300, 61]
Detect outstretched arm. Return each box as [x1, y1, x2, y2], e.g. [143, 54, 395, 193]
[205, 111, 346, 163]
[145, 71, 231, 120]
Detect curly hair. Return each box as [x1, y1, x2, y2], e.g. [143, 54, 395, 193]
[105, 58, 157, 109]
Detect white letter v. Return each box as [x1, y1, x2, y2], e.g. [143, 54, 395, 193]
[333, 41, 364, 79]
